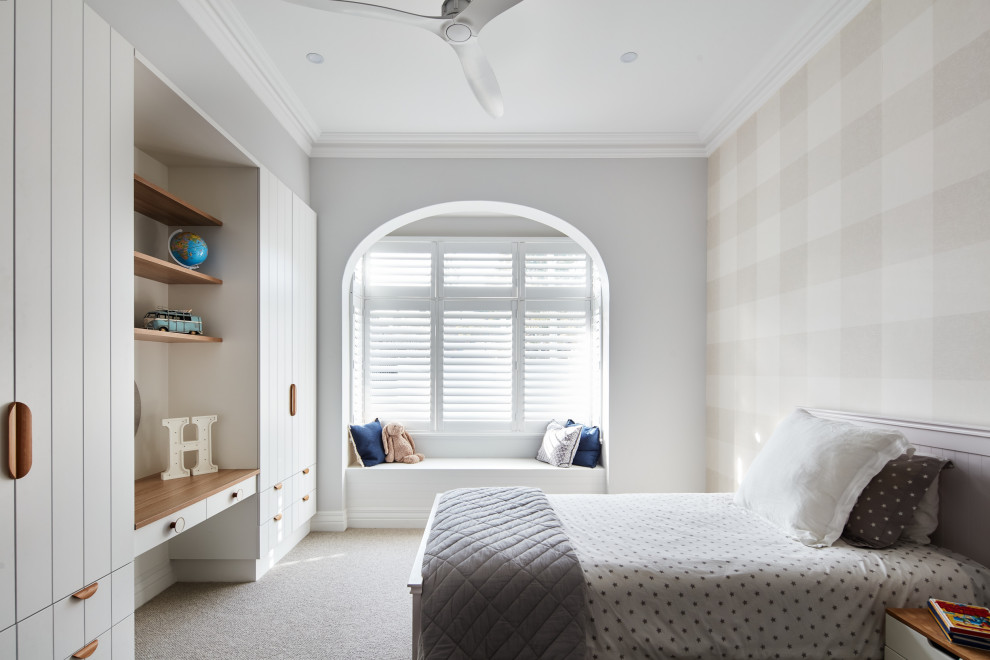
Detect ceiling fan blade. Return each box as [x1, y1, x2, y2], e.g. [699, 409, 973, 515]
[448, 38, 504, 117]
[453, 0, 525, 34]
[283, 0, 443, 33]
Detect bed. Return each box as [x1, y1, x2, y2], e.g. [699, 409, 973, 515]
[407, 409, 990, 659]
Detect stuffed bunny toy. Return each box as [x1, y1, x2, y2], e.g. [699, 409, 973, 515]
[381, 422, 425, 464]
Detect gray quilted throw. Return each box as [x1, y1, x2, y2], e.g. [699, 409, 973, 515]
[421, 487, 589, 659]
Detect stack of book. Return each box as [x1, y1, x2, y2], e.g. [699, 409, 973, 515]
[928, 598, 990, 650]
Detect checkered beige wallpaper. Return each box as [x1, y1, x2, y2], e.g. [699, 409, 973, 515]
[706, 0, 990, 491]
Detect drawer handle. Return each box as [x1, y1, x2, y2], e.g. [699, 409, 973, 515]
[231, 488, 245, 501]
[274, 483, 283, 490]
[273, 513, 282, 522]
[72, 582, 99, 600]
[72, 639, 99, 659]
[170, 517, 186, 534]
[290, 383, 297, 417]
[8, 402, 32, 479]
[302, 494, 310, 502]
[302, 468, 310, 475]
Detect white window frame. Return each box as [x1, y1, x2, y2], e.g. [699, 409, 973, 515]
[351, 237, 600, 435]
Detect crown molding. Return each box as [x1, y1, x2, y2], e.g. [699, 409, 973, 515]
[177, 0, 320, 155]
[310, 132, 707, 158]
[700, 0, 870, 155]
[181, 0, 868, 159]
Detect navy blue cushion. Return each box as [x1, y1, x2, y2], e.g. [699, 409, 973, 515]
[349, 419, 385, 467]
[566, 419, 601, 468]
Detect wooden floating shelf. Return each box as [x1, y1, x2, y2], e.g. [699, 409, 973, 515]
[134, 174, 223, 227]
[135, 469, 259, 529]
[134, 328, 222, 344]
[134, 251, 222, 285]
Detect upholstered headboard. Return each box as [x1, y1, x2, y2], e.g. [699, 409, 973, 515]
[805, 408, 990, 569]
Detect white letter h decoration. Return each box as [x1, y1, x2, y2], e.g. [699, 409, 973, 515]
[160, 415, 219, 480]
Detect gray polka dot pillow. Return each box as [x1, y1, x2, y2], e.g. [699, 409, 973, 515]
[842, 452, 949, 549]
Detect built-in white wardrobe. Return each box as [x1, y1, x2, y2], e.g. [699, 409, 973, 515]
[1, 1, 135, 658]
[131, 63, 317, 594]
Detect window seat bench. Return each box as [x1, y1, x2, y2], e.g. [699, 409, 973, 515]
[345, 458, 606, 528]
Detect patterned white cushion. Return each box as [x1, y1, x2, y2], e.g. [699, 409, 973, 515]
[536, 420, 583, 468]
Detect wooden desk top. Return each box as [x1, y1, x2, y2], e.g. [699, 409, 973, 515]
[135, 469, 259, 529]
[888, 608, 990, 660]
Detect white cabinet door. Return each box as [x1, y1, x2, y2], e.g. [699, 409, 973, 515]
[13, 0, 54, 621]
[277, 178, 293, 484]
[81, 5, 114, 587]
[0, 0, 15, 635]
[107, 20, 135, 576]
[50, 0, 86, 604]
[259, 169, 278, 492]
[292, 195, 318, 475]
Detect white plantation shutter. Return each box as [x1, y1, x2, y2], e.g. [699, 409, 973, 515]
[523, 243, 590, 297]
[441, 243, 515, 297]
[365, 301, 432, 425]
[523, 301, 592, 429]
[441, 301, 514, 426]
[365, 243, 433, 297]
[351, 237, 601, 433]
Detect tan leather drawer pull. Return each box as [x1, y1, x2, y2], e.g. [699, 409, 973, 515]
[302, 468, 310, 475]
[8, 402, 32, 479]
[73, 640, 99, 658]
[72, 582, 99, 600]
[302, 494, 310, 502]
[289, 384, 297, 417]
[273, 513, 282, 522]
[273, 483, 283, 490]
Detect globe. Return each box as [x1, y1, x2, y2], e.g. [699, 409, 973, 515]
[168, 230, 208, 269]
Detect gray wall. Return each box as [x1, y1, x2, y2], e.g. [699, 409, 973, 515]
[311, 157, 710, 515]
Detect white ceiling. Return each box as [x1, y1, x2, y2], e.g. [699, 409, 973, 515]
[178, 0, 868, 156]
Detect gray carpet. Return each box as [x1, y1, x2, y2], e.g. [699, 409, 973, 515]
[136, 529, 424, 660]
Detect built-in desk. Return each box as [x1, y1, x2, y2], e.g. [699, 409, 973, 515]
[134, 469, 259, 555]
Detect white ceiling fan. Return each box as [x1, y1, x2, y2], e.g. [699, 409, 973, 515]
[283, 0, 524, 117]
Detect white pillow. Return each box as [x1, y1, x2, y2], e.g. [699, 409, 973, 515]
[900, 473, 941, 544]
[734, 409, 910, 547]
[536, 420, 582, 468]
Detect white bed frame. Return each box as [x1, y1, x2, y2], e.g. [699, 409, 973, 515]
[406, 409, 990, 659]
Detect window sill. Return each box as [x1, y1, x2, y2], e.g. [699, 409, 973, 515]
[348, 457, 603, 471]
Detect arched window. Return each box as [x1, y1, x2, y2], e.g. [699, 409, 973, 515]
[349, 237, 603, 437]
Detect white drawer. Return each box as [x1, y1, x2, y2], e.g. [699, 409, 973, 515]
[62, 628, 109, 660]
[134, 500, 208, 556]
[294, 490, 316, 532]
[53, 577, 111, 660]
[298, 464, 315, 496]
[110, 563, 134, 628]
[268, 505, 294, 550]
[885, 614, 961, 660]
[110, 615, 135, 660]
[0, 626, 13, 660]
[259, 476, 295, 524]
[206, 475, 257, 518]
[885, 647, 909, 660]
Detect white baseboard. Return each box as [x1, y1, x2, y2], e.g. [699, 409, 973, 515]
[310, 509, 348, 532]
[347, 507, 431, 529]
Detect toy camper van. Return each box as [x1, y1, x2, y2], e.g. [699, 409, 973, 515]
[143, 308, 205, 335]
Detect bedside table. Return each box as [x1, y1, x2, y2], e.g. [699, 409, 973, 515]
[886, 608, 990, 660]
